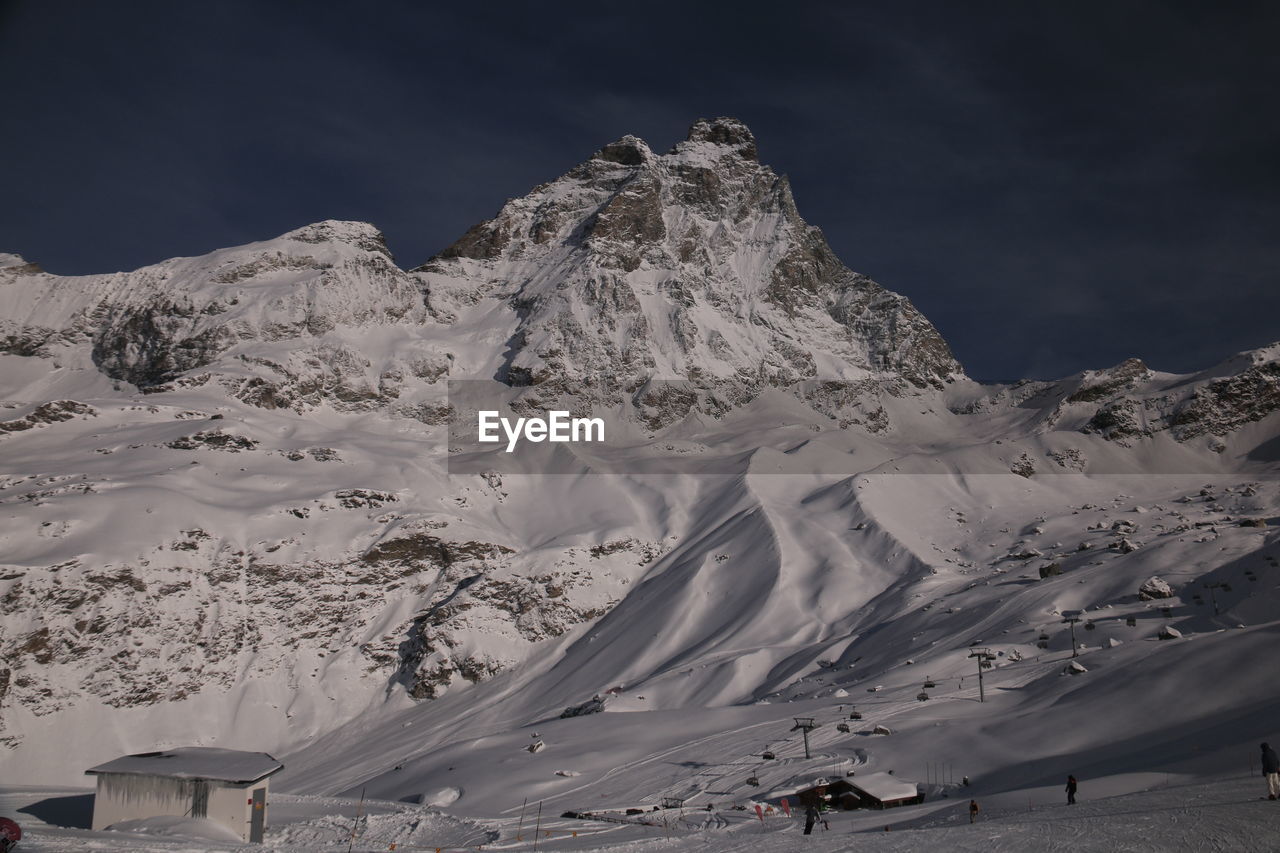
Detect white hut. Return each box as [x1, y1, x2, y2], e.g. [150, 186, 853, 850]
[86, 747, 283, 843]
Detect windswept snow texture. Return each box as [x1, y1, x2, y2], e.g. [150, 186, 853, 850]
[2, 118, 1280, 851]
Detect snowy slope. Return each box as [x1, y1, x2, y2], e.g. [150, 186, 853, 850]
[1, 119, 1279, 853]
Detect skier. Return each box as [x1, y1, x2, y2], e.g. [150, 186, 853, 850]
[1262, 742, 1280, 800]
[803, 801, 821, 835]
[800, 784, 828, 835]
[1066, 774, 1078, 805]
[968, 799, 980, 823]
[0, 817, 20, 852]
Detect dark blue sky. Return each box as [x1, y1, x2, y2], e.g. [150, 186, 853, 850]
[3, 1, 1277, 380]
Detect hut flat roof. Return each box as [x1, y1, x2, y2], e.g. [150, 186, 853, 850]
[847, 772, 918, 802]
[86, 747, 282, 784]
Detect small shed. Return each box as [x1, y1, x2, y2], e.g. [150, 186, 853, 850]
[86, 747, 283, 843]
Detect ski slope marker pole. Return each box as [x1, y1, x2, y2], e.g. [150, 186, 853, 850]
[347, 786, 365, 853]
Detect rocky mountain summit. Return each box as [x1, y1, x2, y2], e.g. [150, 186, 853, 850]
[1, 119, 1278, 786]
[417, 117, 961, 414]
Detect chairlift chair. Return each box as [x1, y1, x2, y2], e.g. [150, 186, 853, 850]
[762, 750, 776, 761]
[837, 722, 851, 733]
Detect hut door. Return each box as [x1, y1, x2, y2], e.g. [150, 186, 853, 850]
[249, 787, 267, 842]
[192, 781, 209, 818]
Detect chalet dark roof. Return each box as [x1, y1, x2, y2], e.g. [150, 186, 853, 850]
[86, 747, 283, 784]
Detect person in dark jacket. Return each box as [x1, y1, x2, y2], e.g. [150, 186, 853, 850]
[1066, 774, 1078, 805]
[1262, 743, 1280, 800]
[968, 799, 980, 823]
[803, 801, 821, 835]
[800, 785, 828, 834]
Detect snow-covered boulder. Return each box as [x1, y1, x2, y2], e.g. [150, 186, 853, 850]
[419, 787, 462, 806]
[1138, 576, 1175, 600]
[873, 724, 893, 735]
[1158, 625, 1183, 640]
[1063, 661, 1088, 675]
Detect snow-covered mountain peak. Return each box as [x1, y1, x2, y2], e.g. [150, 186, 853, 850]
[280, 219, 395, 259]
[416, 119, 962, 399]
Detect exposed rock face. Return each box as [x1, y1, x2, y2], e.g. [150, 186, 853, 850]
[0, 401, 96, 434]
[415, 117, 964, 417]
[1169, 360, 1280, 440]
[1066, 358, 1151, 403]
